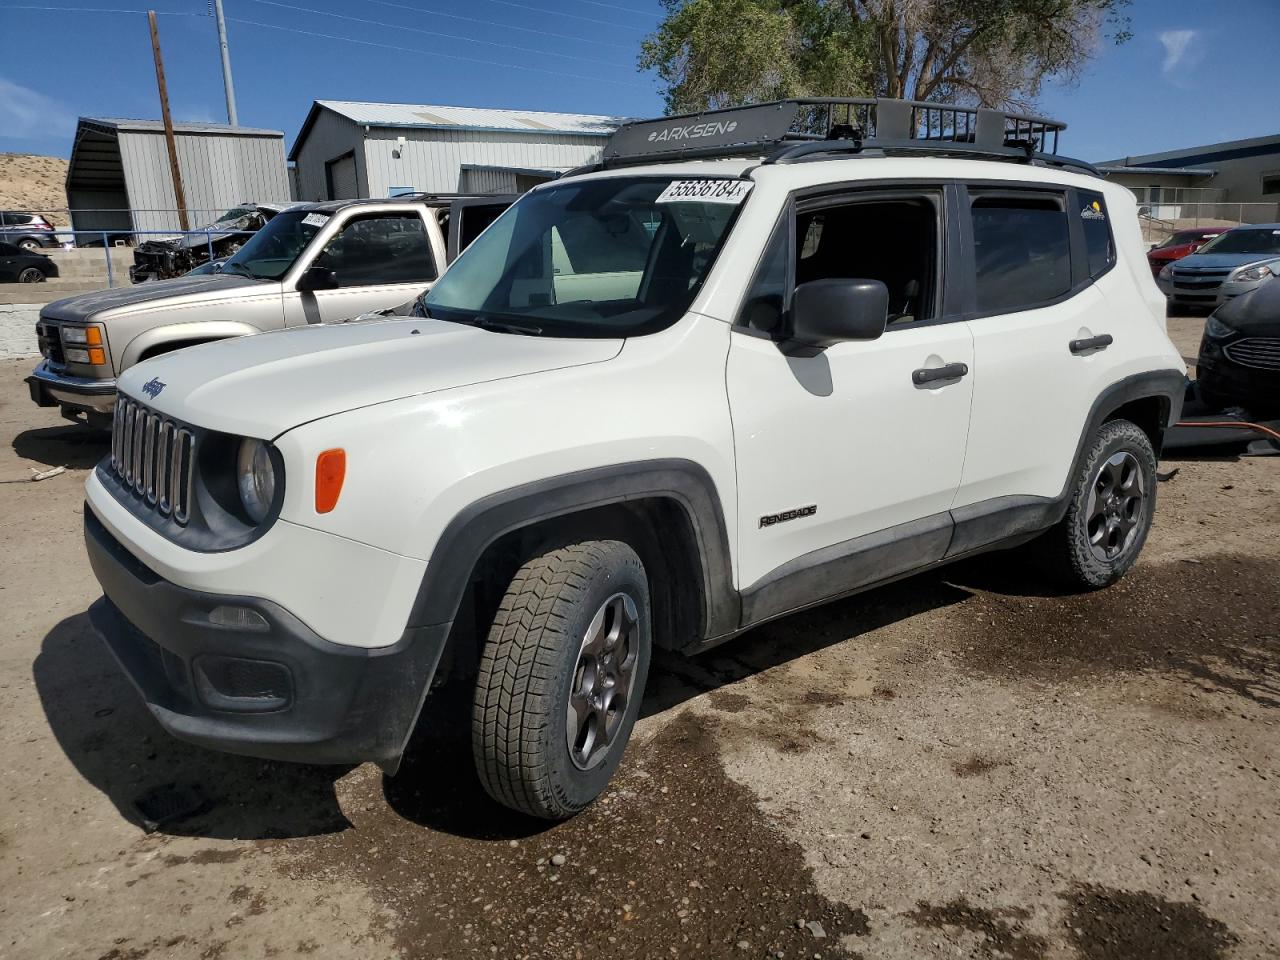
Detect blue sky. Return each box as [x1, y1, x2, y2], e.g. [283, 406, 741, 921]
[0, 0, 1275, 162]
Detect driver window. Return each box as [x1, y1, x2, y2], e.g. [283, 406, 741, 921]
[313, 214, 436, 288]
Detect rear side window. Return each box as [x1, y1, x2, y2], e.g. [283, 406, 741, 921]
[971, 193, 1071, 314]
[1077, 189, 1115, 278]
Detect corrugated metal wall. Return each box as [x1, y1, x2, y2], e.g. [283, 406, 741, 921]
[460, 167, 519, 194]
[292, 110, 366, 201]
[362, 128, 605, 197]
[119, 130, 291, 233]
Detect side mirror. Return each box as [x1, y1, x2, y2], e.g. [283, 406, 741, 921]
[297, 266, 339, 292]
[790, 278, 888, 347]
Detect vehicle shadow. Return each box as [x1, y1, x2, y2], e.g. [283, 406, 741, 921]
[383, 569, 976, 840]
[13, 424, 110, 469]
[33, 611, 352, 840]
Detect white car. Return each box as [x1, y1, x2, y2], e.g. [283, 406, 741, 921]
[83, 99, 1186, 819]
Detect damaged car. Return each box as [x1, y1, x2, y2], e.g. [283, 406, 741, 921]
[129, 203, 289, 283]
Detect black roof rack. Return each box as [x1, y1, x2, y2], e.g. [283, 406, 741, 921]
[588, 98, 1096, 177]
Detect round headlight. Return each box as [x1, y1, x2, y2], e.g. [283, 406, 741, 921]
[236, 437, 277, 524]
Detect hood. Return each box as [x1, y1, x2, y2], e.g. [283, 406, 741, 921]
[116, 318, 623, 438]
[1216, 278, 1280, 334]
[39, 274, 269, 324]
[1172, 252, 1280, 272]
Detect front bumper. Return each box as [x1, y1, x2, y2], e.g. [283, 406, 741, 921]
[84, 506, 449, 768]
[1196, 339, 1280, 416]
[27, 360, 116, 414]
[1158, 277, 1266, 309]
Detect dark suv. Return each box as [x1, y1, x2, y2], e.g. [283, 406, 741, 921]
[0, 211, 60, 250]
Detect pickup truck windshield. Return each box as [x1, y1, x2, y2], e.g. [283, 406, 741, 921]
[425, 177, 747, 337]
[222, 211, 323, 280]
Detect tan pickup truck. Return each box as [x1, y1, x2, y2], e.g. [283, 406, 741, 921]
[27, 194, 512, 427]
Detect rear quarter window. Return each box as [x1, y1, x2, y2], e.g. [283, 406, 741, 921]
[1077, 189, 1116, 279]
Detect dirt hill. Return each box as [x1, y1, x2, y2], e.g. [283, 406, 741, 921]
[0, 153, 69, 225]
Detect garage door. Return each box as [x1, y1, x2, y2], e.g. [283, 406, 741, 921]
[325, 152, 358, 200]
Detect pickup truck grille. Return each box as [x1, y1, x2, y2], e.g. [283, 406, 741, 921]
[110, 396, 195, 523]
[36, 320, 65, 364]
[1224, 337, 1280, 372]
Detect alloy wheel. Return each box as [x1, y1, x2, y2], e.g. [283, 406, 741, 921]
[1085, 450, 1146, 562]
[566, 592, 640, 770]
[18, 267, 43, 283]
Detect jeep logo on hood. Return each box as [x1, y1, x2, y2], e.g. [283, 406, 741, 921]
[142, 377, 166, 399]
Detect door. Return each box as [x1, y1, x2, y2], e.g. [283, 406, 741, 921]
[727, 188, 975, 610]
[955, 186, 1117, 510]
[281, 211, 440, 325]
[326, 152, 358, 200]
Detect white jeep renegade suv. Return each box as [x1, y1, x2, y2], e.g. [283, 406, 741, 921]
[84, 100, 1185, 819]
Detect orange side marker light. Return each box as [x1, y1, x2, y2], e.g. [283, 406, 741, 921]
[315, 449, 346, 513]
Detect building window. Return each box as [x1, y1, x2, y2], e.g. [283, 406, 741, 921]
[1262, 174, 1280, 196]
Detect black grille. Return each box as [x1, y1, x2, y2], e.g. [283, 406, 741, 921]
[110, 395, 195, 523]
[36, 320, 64, 364]
[1224, 337, 1280, 372]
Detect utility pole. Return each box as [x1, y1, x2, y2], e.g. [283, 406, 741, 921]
[148, 10, 190, 231]
[211, 0, 238, 126]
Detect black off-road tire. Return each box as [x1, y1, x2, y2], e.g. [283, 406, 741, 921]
[472, 540, 651, 819]
[1039, 418, 1158, 590]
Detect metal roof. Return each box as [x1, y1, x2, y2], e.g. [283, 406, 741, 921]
[1097, 164, 1218, 178]
[315, 100, 620, 135]
[80, 117, 284, 138]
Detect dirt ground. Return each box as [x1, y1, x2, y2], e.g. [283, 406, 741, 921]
[0, 154, 70, 224]
[1, 314, 1277, 960]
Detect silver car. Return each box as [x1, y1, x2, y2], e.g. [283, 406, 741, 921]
[27, 195, 513, 426]
[1156, 223, 1280, 310]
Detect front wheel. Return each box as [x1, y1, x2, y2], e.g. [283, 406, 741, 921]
[1040, 418, 1158, 589]
[18, 266, 45, 283]
[472, 540, 651, 819]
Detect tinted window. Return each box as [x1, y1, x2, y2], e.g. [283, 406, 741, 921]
[971, 194, 1071, 313]
[1077, 190, 1115, 278]
[738, 219, 789, 332]
[1196, 229, 1280, 257]
[4, 213, 33, 226]
[314, 214, 436, 287]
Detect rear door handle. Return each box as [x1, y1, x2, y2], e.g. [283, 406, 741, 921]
[912, 362, 969, 385]
[1069, 334, 1113, 354]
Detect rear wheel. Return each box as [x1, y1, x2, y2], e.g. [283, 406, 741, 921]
[1039, 419, 1157, 589]
[472, 540, 651, 819]
[18, 239, 40, 252]
[17, 266, 44, 283]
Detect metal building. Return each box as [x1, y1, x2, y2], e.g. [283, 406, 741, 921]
[65, 117, 291, 237]
[288, 101, 621, 201]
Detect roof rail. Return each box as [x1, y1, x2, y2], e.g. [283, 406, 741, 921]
[588, 97, 1096, 176]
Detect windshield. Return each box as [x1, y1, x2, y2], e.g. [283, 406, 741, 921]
[1156, 230, 1218, 250]
[221, 210, 323, 280]
[215, 206, 254, 224]
[1196, 228, 1280, 257]
[424, 176, 748, 337]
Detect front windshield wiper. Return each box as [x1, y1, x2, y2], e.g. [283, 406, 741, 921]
[220, 261, 256, 279]
[427, 310, 544, 336]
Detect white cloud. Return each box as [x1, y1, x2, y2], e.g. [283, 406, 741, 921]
[0, 77, 76, 141]
[1158, 29, 1199, 78]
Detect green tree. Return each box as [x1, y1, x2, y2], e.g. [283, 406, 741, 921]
[639, 0, 1130, 114]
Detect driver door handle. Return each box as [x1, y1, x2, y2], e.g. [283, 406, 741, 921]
[1070, 334, 1113, 354]
[912, 362, 969, 385]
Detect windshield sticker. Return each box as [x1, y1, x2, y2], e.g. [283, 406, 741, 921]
[656, 179, 753, 205]
[302, 212, 330, 228]
[1081, 200, 1106, 221]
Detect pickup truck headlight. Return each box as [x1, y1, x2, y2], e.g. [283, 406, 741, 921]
[60, 323, 108, 366]
[1233, 262, 1277, 282]
[236, 438, 278, 524]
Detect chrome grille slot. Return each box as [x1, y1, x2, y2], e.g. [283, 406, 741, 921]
[1224, 337, 1280, 372]
[109, 396, 194, 524]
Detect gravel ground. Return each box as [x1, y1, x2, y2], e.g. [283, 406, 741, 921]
[1, 314, 1277, 959]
